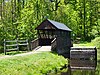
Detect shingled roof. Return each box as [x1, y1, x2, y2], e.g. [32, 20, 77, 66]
[36, 19, 72, 31]
[48, 19, 72, 31]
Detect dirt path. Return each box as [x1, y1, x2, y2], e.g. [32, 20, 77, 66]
[0, 46, 51, 59]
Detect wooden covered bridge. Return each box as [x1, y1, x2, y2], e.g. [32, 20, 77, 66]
[31, 19, 73, 58]
[4, 19, 97, 70]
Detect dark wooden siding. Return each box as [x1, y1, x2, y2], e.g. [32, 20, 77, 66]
[70, 47, 97, 70]
[56, 30, 72, 58]
[36, 20, 56, 30]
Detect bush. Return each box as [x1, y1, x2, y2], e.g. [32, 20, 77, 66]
[92, 37, 100, 49]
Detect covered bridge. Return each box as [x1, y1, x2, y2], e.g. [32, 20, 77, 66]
[31, 19, 73, 58]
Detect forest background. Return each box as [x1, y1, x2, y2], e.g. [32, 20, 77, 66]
[0, 0, 100, 50]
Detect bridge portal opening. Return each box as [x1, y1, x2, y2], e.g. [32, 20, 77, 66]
[38, 30, 56, 46]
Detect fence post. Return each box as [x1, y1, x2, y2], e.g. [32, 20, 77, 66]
[4, 39, 6, 55]
[17, 38, 19, 51]
[27, 39, 29, 51]
[30, 41, 32, 50]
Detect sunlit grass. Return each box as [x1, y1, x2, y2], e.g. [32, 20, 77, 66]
[74, 42, 94, 47]
[0, 52, 67, 75]
[0, 51, 28, 57]
[6, 51, 28, 55]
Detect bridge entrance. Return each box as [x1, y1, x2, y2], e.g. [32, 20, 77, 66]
[37, 30, 56, 46]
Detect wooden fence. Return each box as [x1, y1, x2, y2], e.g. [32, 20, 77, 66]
[18, 39, 29, 51]
[70, 47, 97, 70]
[4, 39, 29, 55]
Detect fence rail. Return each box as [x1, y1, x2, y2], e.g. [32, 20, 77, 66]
[4, 39, 29, 55]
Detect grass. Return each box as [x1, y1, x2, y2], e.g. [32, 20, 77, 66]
[5, 51, 28, 55]
[74, 37, 100, 49]
[0, 51, 28, 58]
[74, 42, 94, 47]
[0, 52, 67, 75]
[0, 50, 29, 56]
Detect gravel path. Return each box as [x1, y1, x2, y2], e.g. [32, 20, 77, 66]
[0, 46, 51, 59]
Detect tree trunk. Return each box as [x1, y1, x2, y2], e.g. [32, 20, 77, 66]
[83, 0, 86, 41]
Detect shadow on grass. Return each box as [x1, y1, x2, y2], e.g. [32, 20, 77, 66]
[6, 51, 28, 55]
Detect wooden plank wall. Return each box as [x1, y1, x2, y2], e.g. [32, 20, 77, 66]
[70, 47, 97, 70]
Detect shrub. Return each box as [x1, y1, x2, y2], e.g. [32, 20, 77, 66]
[92, 37, 100, 49]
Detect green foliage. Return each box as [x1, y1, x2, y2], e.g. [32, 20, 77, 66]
[0, 0, 100, 50]
[92, 37, 100, 49]
[74, 36, 100, 49]
[0, 52, 67, 75]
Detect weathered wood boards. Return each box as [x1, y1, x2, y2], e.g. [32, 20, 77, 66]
[51, 38, 57, 51]
[70, 47, 97, 70]
[4, 39, 29, 55]
[31, 38, 39, 50]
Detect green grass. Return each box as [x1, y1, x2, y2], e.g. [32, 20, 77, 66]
[74, 37, 100, 49]
[0, 52, 67, 75]
[6, 51, 28, 55]
[74, 42, 94, 47]
[0, 51, 28, 57]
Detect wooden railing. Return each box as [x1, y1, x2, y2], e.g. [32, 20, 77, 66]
[30, 38, 39, 50]
[4, 39, 29, 55]
[4, 39, 19, 55]
[70, 47, 97, 70]
[51, 38, 57, 51]
[18, 39, 29, 51]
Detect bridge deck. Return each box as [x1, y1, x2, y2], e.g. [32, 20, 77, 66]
[34, 46, 51, 53]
